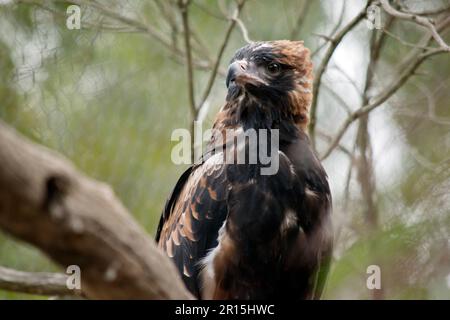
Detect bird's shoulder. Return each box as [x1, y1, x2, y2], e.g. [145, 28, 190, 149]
[156, 152, 229, 244]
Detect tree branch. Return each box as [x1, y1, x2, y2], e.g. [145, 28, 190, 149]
[67, 0, 174, 50]
[379, 0, 450, 51]
[178, 0, 197, 118]
[18, 0, 217, 74]
[197, 0, 247, 113]
[311, 0, 346, 57]
[399, 4, 450, 16]
[0, 120, 193, 300]
[0, 266, 78, 297]
[320, 47, 449, 160]
[309, 2, 370, 146]
[320, 14, 450, 160]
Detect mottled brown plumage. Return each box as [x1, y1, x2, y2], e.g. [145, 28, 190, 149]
[156, 40, 332, 300]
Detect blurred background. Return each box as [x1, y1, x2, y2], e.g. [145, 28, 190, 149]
[0, 0, 449, 299]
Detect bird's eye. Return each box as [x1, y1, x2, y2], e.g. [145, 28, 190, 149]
[267, 63, 281, 74]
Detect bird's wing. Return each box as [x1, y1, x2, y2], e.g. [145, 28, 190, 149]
[155, 166, 193, 243]
[156, 153, 229, 297]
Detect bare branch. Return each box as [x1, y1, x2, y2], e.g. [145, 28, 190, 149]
[322, 82, 353, 115]
[343, 142, 358, 210]
[178, 0, 197, 117]
[0, 121, 193, 300]
[19, 0, 218, 75]
[329, 64, 364, 97]
[309, 2, 370, 146]
[316, 129, 353, 157]
[153, 0, 180, 51]
[197, 0, 247, 113]
[379, 0, 450, 51]
[234, 14, 252, 44]
[311, 0, 346, 57]
[71, 0, 173, 49]
[320, 47, 449, 160]
[0, 266, 79, 297]
[399, 3, 450, 16]
[382, 28, 437, 51]
[320, 14, 450, 160]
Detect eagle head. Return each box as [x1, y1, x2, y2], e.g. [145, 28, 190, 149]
[225, 40, 313, 131]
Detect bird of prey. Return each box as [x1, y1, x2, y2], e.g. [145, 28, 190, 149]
[156, 40, 332, 300]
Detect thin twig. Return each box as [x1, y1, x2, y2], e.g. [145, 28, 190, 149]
[329, 64, 364, 97]
[379, 0, 450, 51]
[316, 129, 353, 157]
[23, 0, 217, 75]
[311, 0, 346, 57]
[395, 15, 450, 77]
[71, 0, 173, 49]
[320, 47, 449, 160]
[235, 15, 252, 43]
[197, 0, 247, 113]
[178, 0, 197, 117]
[153, 0, 180, 51]
[321, 13, 450, 160]
[0, 266, 80, 297]
[343, 142, 358, 211]
[399, 4, 450, 16]
[322, 82, 353, 115]
[382, 29, 437, 51]
[0, 121, 194, 299]
[309, 2, 370, 146]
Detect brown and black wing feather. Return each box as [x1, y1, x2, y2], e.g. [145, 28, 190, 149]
[156, 154, 230, 297]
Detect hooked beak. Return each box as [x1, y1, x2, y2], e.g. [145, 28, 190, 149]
[226, 60, 267, 88]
